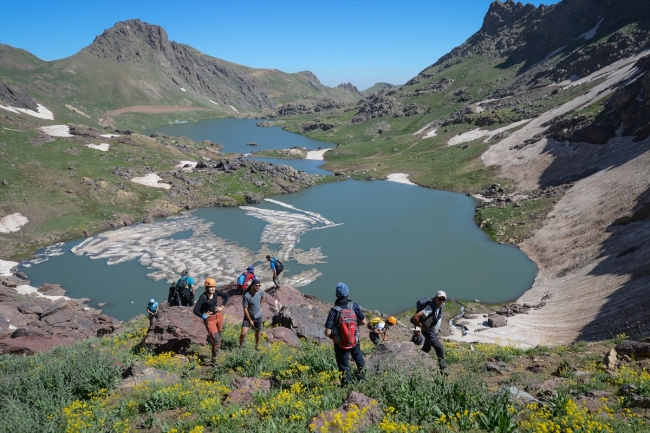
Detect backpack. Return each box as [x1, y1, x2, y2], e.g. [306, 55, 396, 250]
[237, 273, 247, 286]
[367, 316, 384, 330]
[167, 285, 181, 306]
[175, 276, 190, 297]
[416, 297, 431, 313]
[272, 258, 285, 273]
[411, 297, 439, 330]
[332, 302, 359, 349]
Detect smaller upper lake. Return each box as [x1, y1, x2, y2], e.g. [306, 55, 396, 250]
[145, 118, 330, 155]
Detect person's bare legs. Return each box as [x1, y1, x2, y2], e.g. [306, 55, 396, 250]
[240, 325, 250, 348]
[254, 329, 261, 349]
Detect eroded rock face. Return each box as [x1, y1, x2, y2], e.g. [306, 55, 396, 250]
[0, 80, 38, 111]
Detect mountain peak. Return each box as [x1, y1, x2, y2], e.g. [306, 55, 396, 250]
[480, 0, 537, 35]
[85, 19, 174, 62]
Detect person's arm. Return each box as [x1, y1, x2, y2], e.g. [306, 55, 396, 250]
[324, 309, 335, 339]
[193, 295, 207, 318]
[270, 260, 277, 276]
[410, 310, 426, 328]
[215, 290, 229, 310]
[355, 305, 367, 327]
[242, 295, 254, 323]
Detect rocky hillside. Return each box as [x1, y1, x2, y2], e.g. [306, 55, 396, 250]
[276, 0, 650, 344]
[0, 19, 361, 126]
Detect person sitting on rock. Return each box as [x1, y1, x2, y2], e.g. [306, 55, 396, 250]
[147, 298, 159, 328]
[410, 290, 448, 375]
[410, 326, 424, 347]
[193, 278, 229, 365]
[240, 279, 265, 350]
[236, 266, 256, 293]
[368, 315, 397, 344]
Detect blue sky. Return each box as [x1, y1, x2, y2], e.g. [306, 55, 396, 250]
[0, 0, 559, 90]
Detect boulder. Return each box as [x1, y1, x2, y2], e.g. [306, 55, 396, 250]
[14, 272, 28, 280]
[119, 362, 180, 390]
[309, 392, 381, 432]
[38, 283, 66, 296]
[40, 299, 75, 319]
[603, 348, 618, 371]
[488, 314, 507, 328]
[264, 326, 300, 348]
[615, 341, 650, 359]
[365, 341, 437, 373]
[486, 361, 514, 374]
[226, 377, 271, 405]
[0, 336, 74, 355]
[144, 306, 207, 353]
[271, 303, 329, 341]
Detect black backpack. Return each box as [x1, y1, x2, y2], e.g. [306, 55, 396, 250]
[273, 258, 284, 273]
[175, 276, 191, 297]
[168, 285, 181, 306]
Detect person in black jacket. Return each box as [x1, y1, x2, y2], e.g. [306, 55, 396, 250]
[193, 277, 229, 365]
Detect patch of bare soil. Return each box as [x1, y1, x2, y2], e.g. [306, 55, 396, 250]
[106, 105, 213, 116]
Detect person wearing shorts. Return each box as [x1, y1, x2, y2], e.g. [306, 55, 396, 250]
[240, 279, 265, 349]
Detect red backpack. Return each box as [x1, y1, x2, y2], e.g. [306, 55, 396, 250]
[333, 302, 359, 349]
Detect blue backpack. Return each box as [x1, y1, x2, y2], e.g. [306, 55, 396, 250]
[237, 273, 247, 286]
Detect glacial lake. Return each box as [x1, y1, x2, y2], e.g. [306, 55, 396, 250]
[21, 119, 537, 321]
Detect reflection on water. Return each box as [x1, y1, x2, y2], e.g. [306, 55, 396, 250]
[22, 180, 537, 321]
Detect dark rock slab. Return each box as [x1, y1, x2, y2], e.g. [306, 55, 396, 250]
[488, 314, 507, 328]
[144, 306, 206, 353]
[0, 336, 74, 355]
[38, 283, 66, 296]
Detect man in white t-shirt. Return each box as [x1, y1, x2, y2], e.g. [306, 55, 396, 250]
[410, 290, 447, 374]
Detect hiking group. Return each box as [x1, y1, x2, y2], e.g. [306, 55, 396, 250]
[149, 261, 448, 380]
[324, 282, 448, 386]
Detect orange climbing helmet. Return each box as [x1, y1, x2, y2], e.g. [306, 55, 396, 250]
[204, 278, 217, 287]
[387, 316, 397, 326]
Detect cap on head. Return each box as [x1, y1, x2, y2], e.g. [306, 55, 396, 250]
[149, 299, 155, 304]
[181, 269, 189, 276]
[247, 266, 254, 273]
[436, 290, 447, 300]
[204, 278, 217, 287]
[335, 282, 349, 298]
[251, 279, 261, 287]
[387, 316, 397, 326]
[413, 326, 421, 332]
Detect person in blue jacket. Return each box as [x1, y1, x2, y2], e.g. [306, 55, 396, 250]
[147, 298, 159, 327]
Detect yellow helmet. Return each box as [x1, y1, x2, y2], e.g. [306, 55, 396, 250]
[204, 278, 217, 287]
[387, 316, 397, 326]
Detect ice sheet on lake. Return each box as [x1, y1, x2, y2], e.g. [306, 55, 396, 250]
[70, 201, 340, 288]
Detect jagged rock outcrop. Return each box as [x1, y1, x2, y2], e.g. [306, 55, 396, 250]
[273, 98, 348, 117]
[0, 80, 38, 110]
[351, 91, 403, 124]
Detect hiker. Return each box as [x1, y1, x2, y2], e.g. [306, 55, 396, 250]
[240, 279, 265, 350]
[368, 315, 397, 344]
[324, 282, 366, 386]
[236, 266, 256, 293]
[193, 278, 229, 364]
[147, 298, 159, 328]
[410, 326, 424, 347]
[175, 269, 195, 307]
[410, 290, 448, 374]
[266, 255, 284, 289]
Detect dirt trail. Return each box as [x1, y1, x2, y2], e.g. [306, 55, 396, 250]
[448, 50, 650, 347]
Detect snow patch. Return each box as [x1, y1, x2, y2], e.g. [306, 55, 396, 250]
[386, 173, 416, 185]
[85, 143, 110, 151]
[580, 18, 603, 41]
[0, 259, 18, 276]
[131, 173, 171, 189]
[15, 284, 68, 301]
[0, 213, 29, 233]
[40, 124, 73, 137]
[0, 103, 54, 120]
[423, 129, 437, 139]
[305, 149, 330, 160]
[180, 87, 186, 92]
[229, 105, 239, 113]
[413, 121, 435, 136]
[209, 99, 219, 105]
[100, 133, 120, 138]
[448, 119, 531, 146]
